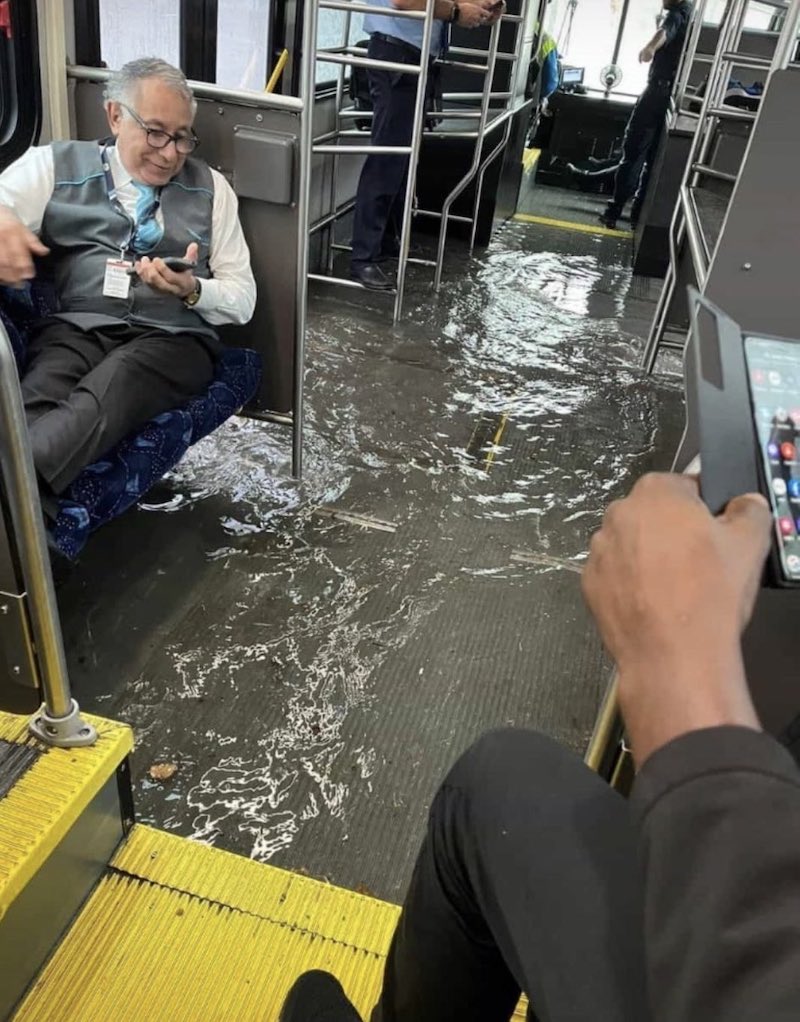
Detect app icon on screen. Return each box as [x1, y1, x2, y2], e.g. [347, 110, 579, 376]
[769, 370, 782, 386]
[761, 407, 774, 422]
[774, 478, 788, 497]
[789, 479, 800, 498]
[781, 442, 797, 461]
[751, 369, 766, 386]
[791, 409, 800, 424]
[768, 442, 781, 459]
[779, 517, 795, 536]
[788, 554, 800, 573]
[777, 408, 790, 422]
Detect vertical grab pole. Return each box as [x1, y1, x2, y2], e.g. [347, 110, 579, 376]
[0, 322, 95, 746]
[325, 8, 354, 275]
[294, 0, 319, 479]
[393, 0, 436, 324]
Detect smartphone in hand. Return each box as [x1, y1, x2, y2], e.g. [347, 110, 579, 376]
[162, 257, 197, 273]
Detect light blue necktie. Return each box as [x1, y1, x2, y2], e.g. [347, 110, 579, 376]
[132, 182, 164, 254]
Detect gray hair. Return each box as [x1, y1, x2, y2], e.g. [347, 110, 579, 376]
[104, 58, 197, 116]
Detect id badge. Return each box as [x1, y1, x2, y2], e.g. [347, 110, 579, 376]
[103, 259, 133, 299]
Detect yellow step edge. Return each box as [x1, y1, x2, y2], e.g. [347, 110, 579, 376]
[0, 711, 133, 919]
[14, 823, 529, 1020]
[112, 825, 399, 954]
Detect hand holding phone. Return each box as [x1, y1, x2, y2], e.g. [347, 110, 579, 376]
[162, 257, 197, 273]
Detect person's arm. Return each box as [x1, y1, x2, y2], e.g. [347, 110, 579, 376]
[192, 169, 256, 326]
[634, 727, 800, 1021]
[640, 7, 684, 62]
[583, 474, 800, 1019]
[0, 146, 53, 284]
[392, 0, 503, 28]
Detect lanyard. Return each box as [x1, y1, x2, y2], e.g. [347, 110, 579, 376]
[101, 145, 161, 260]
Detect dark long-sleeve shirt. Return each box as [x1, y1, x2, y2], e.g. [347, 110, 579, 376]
[633, 726, 800, 1020]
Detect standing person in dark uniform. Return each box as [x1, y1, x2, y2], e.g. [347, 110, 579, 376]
[350, 0, 503, 291]
[599, 0, 692, 230]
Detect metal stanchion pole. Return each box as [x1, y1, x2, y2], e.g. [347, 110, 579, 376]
[0, 321, 95, 746]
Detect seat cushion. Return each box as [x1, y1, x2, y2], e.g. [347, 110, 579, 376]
[0, 283, 262, 559]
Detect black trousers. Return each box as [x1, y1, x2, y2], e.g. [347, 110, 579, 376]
[607, 80, 671, 220]
[374, 731, 649, 1022]
[21, 319, 216, 495]
[351, 35, 427, 270]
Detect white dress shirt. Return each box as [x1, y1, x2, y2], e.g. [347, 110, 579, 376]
[0, 144, 256, 326]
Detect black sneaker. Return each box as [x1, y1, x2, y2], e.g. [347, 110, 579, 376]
[279, 971, 363, 1022]
[598, 210, 618, 230]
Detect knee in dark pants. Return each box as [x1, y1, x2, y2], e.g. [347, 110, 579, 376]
[439, 728, 587, 830]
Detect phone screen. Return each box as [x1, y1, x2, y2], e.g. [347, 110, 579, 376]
[744, 336, 800, 582]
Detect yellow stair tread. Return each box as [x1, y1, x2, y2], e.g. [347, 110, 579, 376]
[0, 711, 133, 920]
[13, 825, 529, 1020]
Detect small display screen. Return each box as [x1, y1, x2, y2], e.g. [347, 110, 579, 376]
[561, 66, 584, 86]
[745, 335, 800, 581]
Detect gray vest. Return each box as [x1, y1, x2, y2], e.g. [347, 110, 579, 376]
[41, 140, 218, 343]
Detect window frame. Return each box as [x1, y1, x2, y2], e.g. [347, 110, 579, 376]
[0, 0, 42, 171]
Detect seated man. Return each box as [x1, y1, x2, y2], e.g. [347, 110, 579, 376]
[281, 474, 800, 1020]
[0, 57, 256, 507]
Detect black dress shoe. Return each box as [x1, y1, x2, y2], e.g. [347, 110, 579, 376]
[279, 971, 362, 1022]
[350, 263, 394, 291]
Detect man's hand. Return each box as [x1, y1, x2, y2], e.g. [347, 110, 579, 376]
[457, 0, 501, 27]
[0, 208, 50, 287]
[134, 241, 199, 299]
[582, 474, 771, 765]
[639, 44, 656, 63]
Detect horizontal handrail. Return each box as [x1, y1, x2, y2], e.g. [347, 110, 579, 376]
[706, 104, 757, 121]
[317, 52, 423, 74]
[319, 0, 427, 16]
[67, 65, 304, 112]
[691, 162, 737, 182]
[313, 144, 412, 153]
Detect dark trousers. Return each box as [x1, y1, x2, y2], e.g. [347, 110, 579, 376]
[607, 81, 671, 220]
[351, 35, 425, 270]
[21, 319, 216, 495]
[375, 731, 649, 1022]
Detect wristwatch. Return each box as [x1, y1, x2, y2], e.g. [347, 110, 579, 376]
[183, 278, 202, 307]
[450, 2, 460, 21]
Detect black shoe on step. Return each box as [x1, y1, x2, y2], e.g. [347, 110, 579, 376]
[279, 971, 362, 1022]
[350, 263, 394, 291]
[598, 210, 618, 230]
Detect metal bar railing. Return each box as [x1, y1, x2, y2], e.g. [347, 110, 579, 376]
[393, 0, 437, 322]
[0, 322, 96, 746]
[294, 0, 317, 479]
[317, 52, 423, 74]
[470, 114, 514, 251]
[318, 0, 426, 16]
[673, 0, 711, 117]
[433, 16, 503, 291]
[67, 65, 303, 112]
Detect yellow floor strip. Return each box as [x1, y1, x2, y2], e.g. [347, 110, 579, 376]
[0, 712, 133, 919]
[513, 211, 632, 240]
[13, 824, 529, 1020]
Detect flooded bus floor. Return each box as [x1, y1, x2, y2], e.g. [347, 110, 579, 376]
[55, 220, 684, 902]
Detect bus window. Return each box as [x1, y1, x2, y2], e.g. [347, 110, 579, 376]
[546, 0, 624, 96]
[98, 0, 180, 69]
[317, 10, 365, 85]
[613, 1, 664, 98]
[216, 0, 271, 91]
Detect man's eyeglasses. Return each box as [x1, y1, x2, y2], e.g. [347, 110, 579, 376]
[121, 103, 200, 155]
